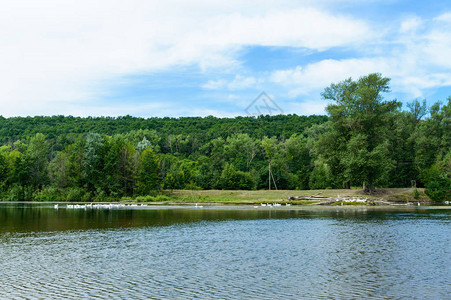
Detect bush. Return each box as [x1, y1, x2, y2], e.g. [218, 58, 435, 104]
[220, 163, 256, 190]
[93, 190, 117, 202]
[309, 163, 332, 190]
[413, 188, 420, 200]
[65, 187, 90, 202]
[185, 182, 202, 190]
[424, 165, 450, 202]
[3, 185, 34, 201]
[34, 186, 60, 202]
[155, 195, 170, 202]
[426, 180, 450, 202]
[135, 195, 155, 202]
[3, 184, 23, 201]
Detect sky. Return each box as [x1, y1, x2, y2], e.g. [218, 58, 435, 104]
[1, 0, 451, 117]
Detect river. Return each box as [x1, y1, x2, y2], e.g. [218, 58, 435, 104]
[1, 203, 450, 299]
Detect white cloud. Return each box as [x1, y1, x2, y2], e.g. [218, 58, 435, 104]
[422, 13, 451, 69]
[195, 8, 370, 50]
[400, 17, 423, 33]
[202, 79, 228, 90]
[268, 12, 451, 100]
[270, 57, 391, 97]
[0, 0, 372, 116]
[269, 55, 451, 100]
[434, 12, 451, 22]
[1, 1, 450, 117]
[202, 75, 259, 90]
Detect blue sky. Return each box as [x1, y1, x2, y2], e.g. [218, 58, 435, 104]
[1, 0, 451, 117]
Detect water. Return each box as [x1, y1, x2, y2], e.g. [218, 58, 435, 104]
[1, 204, 450, 299]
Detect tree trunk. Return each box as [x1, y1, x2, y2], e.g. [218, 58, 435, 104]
[345, 181, 351, 189]
[268, 161, 271, 190]
[363, 182, 376, 194]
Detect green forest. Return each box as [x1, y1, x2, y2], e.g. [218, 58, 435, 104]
[0, 74, 449, 202]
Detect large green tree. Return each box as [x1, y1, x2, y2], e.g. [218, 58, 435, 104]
[319, 73, 401, 193]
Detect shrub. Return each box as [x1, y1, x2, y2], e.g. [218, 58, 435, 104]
[220, 163, 256, 190]
[413, 188, 420, 200]
[2, 185, 35, 201]
[155, 195, 170, 202]
[135, 194, 171, 202]
[309, 163, 332, 190]
[424, 165, 450, 202]
[34, 186, 60, 202]
[185, 182, 202, 190]
[3, 184, 23, 201]
[66, 187, 88, 202]
[135, 195, 155, 202]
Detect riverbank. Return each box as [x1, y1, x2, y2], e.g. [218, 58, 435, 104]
[144, 188, 434, 206]
[1, 188, 439, 206]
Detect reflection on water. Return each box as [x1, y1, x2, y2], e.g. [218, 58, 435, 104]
[0, 204, 450, 299]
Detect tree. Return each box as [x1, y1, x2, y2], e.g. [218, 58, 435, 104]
[125, 129, 161, 153]
[261, 136, 279, 190]
[220, 163, 255, 190]
[225, 134, 258, 171]
[194, 156, 220, 189]
[137, 137, 152, 152]
[136, 148, 160, 194]
[66, 137, 85, 189]
[82, 132, 105, 192]
[424, 163, 450, 202]
[49, 151, 70, 189]
[407, 99, 427, 126]
[26, 133, 50, 188]
[0, 146, 8, 192]
[103, 136, 137, 196]
[283, 134, 312, 189]
[320, 73, 401, 193]
[413, 98, 451, 184]
[309, 161, 332, 190]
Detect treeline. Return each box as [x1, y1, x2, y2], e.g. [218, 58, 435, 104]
[0, 74, 449, 201]
[0, 114, 327, 146]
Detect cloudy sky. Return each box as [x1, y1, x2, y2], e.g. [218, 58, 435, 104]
[1, 0, 451, 117]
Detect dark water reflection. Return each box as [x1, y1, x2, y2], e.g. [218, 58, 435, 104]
[1, 203, 450, 299]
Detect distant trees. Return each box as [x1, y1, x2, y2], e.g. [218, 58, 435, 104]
[0, 75, 449, 201]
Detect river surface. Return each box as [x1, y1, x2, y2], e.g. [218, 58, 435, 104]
[0, 203, 450, 299]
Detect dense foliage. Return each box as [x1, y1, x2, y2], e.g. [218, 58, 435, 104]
[0, 74, 449, 201]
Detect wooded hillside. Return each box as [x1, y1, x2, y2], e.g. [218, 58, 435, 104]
[0, 74, 449, 201]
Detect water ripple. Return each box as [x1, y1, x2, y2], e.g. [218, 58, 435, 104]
[0, 209, 450, 299]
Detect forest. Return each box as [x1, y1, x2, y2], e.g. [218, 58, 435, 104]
[0, 74, 449, 202]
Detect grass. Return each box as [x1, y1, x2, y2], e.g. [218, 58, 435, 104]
[166, 189, 325, 204]
[332, 201, 369, 206]
[136, 188, 431, 205]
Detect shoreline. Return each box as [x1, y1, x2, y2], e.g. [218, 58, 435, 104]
[1, 188, 441, 205]
[2, 201, 450, 210]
